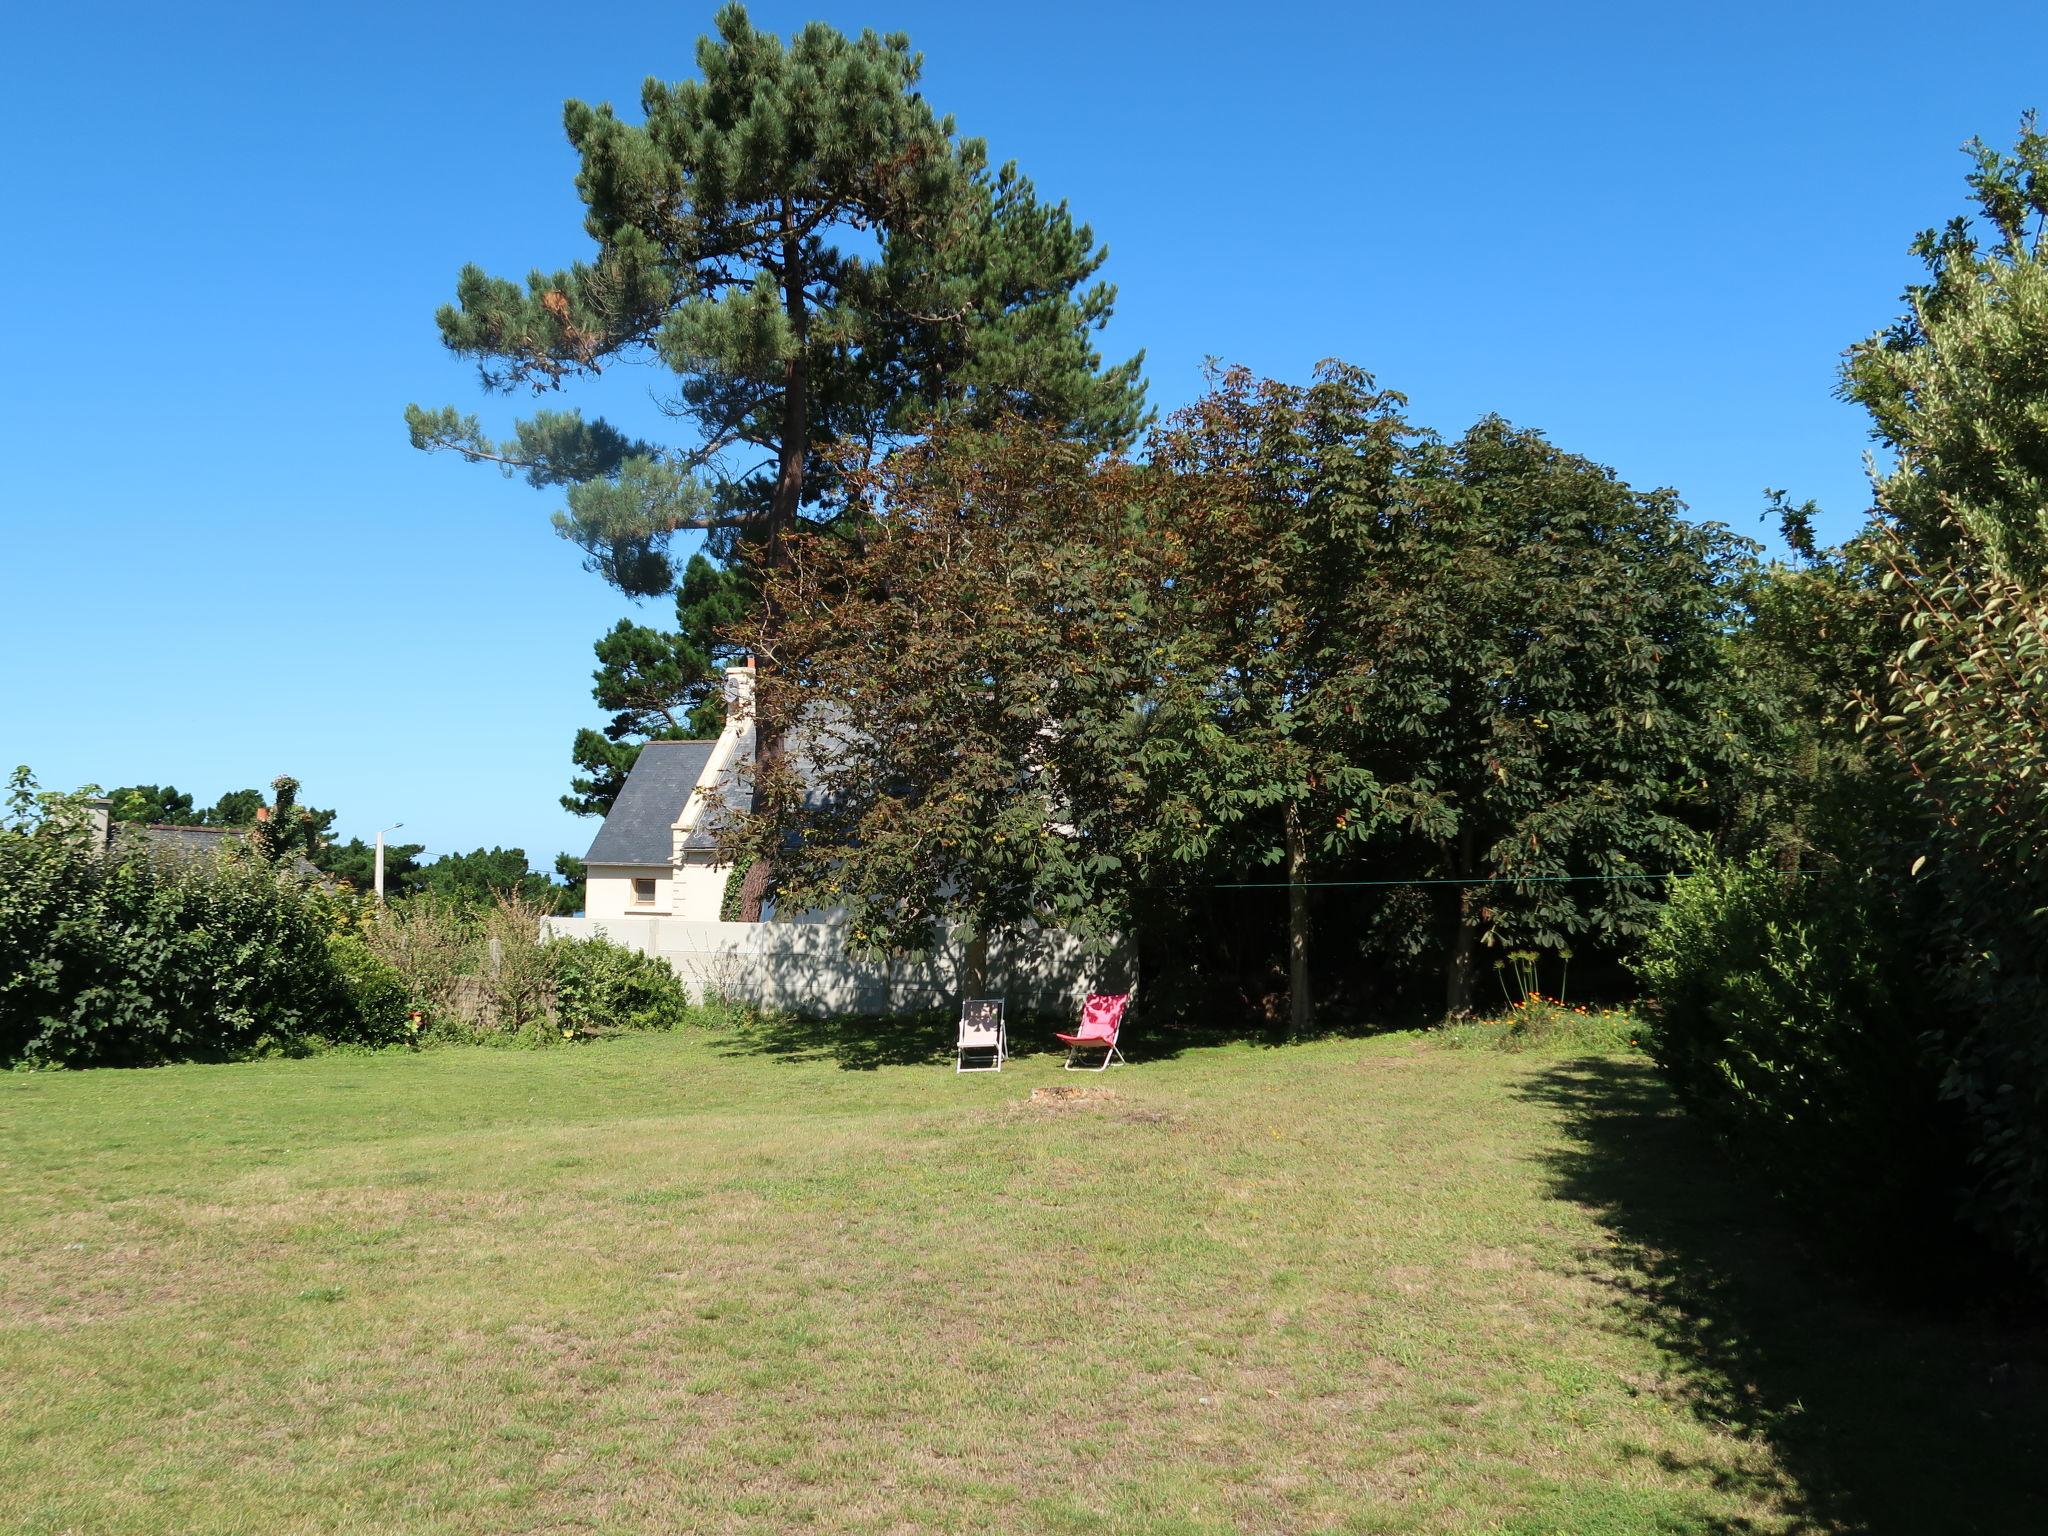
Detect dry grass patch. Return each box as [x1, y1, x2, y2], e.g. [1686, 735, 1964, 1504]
[1029, 1082, 1119, 1104]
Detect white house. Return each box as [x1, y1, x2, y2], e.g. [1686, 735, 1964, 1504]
[581, 665, 756, 924]
[552, 663, 1126, 1016]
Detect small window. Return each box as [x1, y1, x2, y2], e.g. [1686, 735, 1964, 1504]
[632, 877, 657, 906]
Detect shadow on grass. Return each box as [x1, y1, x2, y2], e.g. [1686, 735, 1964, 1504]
[1520, 1057, 2048, 1535]
[709, 1009, 958, 1071]
[706, 1006, 1249, 1071]
[704, 990, 1443, 1071]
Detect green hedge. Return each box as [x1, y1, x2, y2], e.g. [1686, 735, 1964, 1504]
[324, 931, 412, 1046]
[1, 830, 701, 1067]
[0, 834, 371, 1067]
[1635, 853, 1972, 1255]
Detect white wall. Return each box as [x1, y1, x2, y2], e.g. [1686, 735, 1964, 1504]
[669, 860, 727, 922]
[588, 862, 726, 921]
[543, 915, 1129, 1017]
[584, 865, 671, 920]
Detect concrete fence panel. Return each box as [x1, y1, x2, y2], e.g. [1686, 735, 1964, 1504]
[542, 915, 1128, 1017]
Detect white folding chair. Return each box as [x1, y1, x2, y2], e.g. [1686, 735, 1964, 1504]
[955, 998, 1006, 1072]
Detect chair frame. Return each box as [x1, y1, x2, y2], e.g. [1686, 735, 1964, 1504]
[955, 998, 1007, 1073]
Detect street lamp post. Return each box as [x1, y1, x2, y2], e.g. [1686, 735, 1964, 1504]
[375, 823, 404, 906]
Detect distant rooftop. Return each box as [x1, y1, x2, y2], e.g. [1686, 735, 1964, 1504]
[110, 820, 321, 877]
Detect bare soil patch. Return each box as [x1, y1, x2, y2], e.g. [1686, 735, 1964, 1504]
[1028, 1084, 1119, 1106]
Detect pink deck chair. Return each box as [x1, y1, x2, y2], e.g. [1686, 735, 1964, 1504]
[1056, 992, 1131, 1072]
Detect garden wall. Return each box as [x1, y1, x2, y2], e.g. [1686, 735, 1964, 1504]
[540, 914, 1127, 1016]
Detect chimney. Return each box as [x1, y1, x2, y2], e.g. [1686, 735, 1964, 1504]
[723, 659, 755, 718]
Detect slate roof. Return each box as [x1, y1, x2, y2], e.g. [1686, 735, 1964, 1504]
[681, 738, 758, 853]
[584, 741, 717, 867]
[130, 823, 240, 856]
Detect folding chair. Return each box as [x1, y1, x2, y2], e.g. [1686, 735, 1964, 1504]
[1056, 992, 1130, 1071]
[955, 998, 1006, 1073]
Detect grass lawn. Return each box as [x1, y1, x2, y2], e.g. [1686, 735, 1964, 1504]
[2, 1022, 2042, 1535]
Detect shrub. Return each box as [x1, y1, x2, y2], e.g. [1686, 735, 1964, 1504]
[0, 833, 370, 1068]
[476, 893, 563, 1036]
[0, 817, 693, 1067]
[352, 896, 690, 1044]
[555, 937, 691, 1035]
[1634, 853, 1970, 1249]
[357, 894, 471, 1028]
[323, 932, 410, 1047]
[1854, 547, 2048, 1279]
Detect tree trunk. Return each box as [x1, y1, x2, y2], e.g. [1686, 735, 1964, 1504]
[740, 226, 810, 924]
[766, 230, 809, 569]
[963, 928, 990, 1000]
[1286, 803, 1311, 1039]
[736, 856, 774, 924]
[1443, 824, 1478, 1017]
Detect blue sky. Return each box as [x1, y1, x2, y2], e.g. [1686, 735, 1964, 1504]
[3, 0, 2043, 866]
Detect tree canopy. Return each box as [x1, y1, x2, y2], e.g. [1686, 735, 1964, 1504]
[718, 420, 1162, 992]
[1843, 113, 2048, 584]
[717, 364, 1750, 1023]
[106, 784, 200, 825]
[1136, 368, 1748, 1019]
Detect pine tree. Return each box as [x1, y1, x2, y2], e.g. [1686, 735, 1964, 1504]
[407, 4, 1145, 841]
